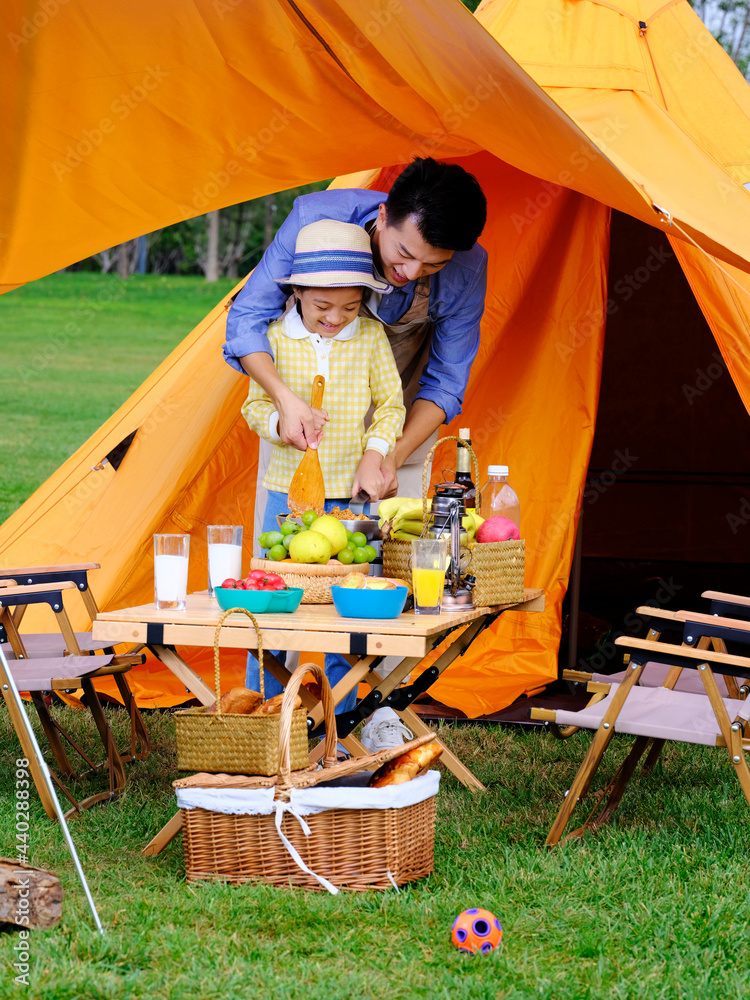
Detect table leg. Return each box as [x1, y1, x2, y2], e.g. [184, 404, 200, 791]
[308, 656, 377, 727]
[142, 811, 183, 856]
[151, 645, 216, 706]
[397, 708, 486, 792]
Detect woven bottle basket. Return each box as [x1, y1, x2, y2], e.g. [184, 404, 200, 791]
[180, 662, 437, 890]
[381, 436, 525, 606]
[249, 557, 369, 604]
[175, 607, 309, 776]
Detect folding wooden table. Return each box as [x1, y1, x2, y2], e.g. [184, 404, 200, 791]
[93, 589, 543, 850]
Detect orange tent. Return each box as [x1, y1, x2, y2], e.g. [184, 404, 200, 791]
[1, 0, 749, 713]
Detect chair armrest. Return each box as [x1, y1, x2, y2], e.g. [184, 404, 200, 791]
[562, 669, 593, 683]
[702, 590, 750, 607]
[614, 636, 750, 677]
[674, 610, 750, 633]
[701, 591, 750, 622]
[634, 606, 680, 622]
[2, 563, 100, 581]
[0, 581, 78, 606]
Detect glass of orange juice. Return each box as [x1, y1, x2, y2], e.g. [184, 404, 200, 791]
[411, 538, 449, 615]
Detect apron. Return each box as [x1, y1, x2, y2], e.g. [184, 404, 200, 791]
[361, 275, 438, 480]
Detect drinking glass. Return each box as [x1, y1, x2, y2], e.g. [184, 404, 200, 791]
[207, 525, 243, 596]
[411, 538, 448, 615]
[153, 534, 190, 610]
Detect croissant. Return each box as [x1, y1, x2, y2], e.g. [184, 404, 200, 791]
[205, 687, 262, 715]
[369, 741, 443, 787]
[252, 692, 303, 715]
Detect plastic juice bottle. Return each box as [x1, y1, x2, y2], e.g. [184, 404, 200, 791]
[479, 466, 521, 531]
[411, 567, 446, 607]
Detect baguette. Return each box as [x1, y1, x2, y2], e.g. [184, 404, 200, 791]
[369, 741, 443, 787]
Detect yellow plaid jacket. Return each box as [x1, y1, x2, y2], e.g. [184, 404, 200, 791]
[242, 312, 405, 496]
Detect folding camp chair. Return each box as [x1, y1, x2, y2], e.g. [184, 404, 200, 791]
[531, 608, 750, 846]
[554, 599, 748, 742]
[0, 569, 150, 817]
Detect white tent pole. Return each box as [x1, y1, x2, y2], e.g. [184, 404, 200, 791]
[0, 648, 104, 935]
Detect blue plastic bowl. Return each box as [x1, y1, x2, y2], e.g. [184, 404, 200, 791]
[330, 585, 408, 620]
[214, 586, 304, 614]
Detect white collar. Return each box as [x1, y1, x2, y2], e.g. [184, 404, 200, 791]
[283, 308, 360, 343]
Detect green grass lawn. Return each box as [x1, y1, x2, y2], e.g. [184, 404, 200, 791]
[0, 272, 235, 523]
[0, 709, 749, 1000]
[2, 274, 750, 998]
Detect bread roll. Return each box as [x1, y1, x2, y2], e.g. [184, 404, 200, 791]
[252, 692, 303, 715]
[206, 687, 262, 715]
[369, 741, 443, 787]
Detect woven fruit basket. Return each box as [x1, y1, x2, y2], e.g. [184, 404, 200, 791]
[175, 662, 440, 892]
[174, 607, 309, 776]
[249, 557, 369, 604]
[381, 436, 525, 606]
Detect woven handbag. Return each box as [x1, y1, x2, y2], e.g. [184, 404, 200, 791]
[381, 436, 525, 605]
[174, 607, 309, 776]
[177, 662, 440, 891]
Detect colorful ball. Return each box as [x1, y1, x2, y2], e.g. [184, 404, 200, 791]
[450, 908, 503, 955]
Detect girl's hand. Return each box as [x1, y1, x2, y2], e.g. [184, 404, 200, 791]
[351, 451, 385, 503]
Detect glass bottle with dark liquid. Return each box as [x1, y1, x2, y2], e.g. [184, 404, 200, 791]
[455, 428, 476, 509]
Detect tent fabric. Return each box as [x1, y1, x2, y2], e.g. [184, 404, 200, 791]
[3, 0, 750, 292]
[1, 0, 650, 294]
[1, 0, 749, 713]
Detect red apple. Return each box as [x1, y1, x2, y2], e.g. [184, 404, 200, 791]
[476, 515, 520, 542]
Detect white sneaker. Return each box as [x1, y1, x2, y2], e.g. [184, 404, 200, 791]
[360, 708, 413, 753]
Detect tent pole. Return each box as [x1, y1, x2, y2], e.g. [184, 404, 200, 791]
[567, 510, 583, 670]
[0, 649, 104, 935]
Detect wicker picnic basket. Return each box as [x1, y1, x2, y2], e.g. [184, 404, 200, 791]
[249, 557, 369, 604]
[382, 436, 525, 606]
[174, 607, 309, 776]
[176, 662, 439, 891]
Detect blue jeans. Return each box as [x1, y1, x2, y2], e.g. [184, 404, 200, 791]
[245, 489, 373, 716]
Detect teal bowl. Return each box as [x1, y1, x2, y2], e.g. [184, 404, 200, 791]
[214, 587, 304, 614]
[331, 585, 408, 620]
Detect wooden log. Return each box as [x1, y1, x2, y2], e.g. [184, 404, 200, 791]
[0, 858, 62, 929]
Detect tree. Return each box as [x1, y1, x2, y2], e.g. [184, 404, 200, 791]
[693, 0, 750, 78]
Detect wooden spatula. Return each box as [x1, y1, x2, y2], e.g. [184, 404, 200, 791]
[287, 375, 326, 515]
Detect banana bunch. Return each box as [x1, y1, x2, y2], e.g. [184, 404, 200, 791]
[378, 498, 485, 542]
[378, 497, 425, 540]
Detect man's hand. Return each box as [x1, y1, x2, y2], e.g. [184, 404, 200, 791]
[241, 351, 328, 451]
[351, 450, 386, 503]
[277, 393, 329, 450]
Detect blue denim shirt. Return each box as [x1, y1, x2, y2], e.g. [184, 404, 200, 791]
[223, 189, 487, 424]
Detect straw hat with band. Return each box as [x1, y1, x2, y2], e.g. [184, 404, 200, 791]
[275, 219, 390, 293]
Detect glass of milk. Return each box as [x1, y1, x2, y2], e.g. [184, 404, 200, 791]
[153, 534, 190, 610]
[207, 525, 243, 597]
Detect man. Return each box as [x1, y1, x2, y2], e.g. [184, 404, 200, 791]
[224, 157, 488, 500]
[224, 158, 488, 751]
